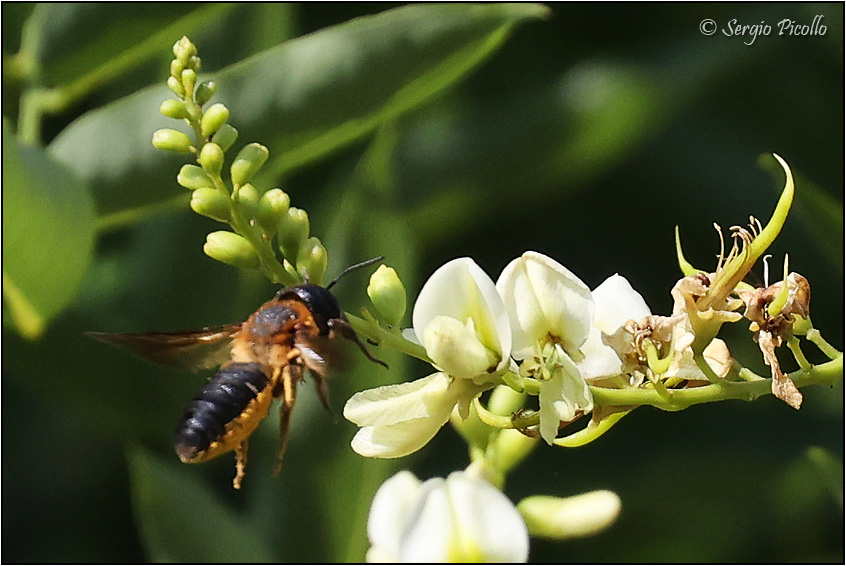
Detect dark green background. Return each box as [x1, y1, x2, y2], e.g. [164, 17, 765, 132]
[3, 3, 842, 563]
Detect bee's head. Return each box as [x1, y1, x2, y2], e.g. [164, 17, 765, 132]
[275, 284, 342, 335]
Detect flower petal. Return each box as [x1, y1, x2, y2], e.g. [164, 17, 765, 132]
[344, 373, 451, 427]
[578, 274, 652, 381]
[538, 349, 593, 444]
[422, 315, 498, 379]
[591, 274, 651, 335]
[367, 471, 423, 562]
[443, 472, 529, 563]
[497, 251, 593, 359]
[396, 472, 529, 563]
[413, 258, 511, 370]
[351, 413, 452, 459]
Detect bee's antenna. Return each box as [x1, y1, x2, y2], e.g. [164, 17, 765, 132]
[326, 256, 384, 290]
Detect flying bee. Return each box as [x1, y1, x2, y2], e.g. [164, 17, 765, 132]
[88, 258, 387, 489]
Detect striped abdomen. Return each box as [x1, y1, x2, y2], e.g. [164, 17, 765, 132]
[175, 362, 273, 463]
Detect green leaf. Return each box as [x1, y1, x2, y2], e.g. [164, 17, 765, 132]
[127, 446, 279, 562]
[25, 4, 234, 91]
[47, 3, 549, 222]
[2, 119, 95, 338]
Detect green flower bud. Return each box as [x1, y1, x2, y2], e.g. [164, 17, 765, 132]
[177, 164, 214, 190]
[212, 124, 238, 152]
[167, 76, 184, 97]
[187, 55, 201, 72]
[234, 183, 260, 217]
[256, 188, 290, 233]
[172, 36, 197, 63]
[517, 491, 621, 540]
[203, 231, 259, 269]
[181, 69, 197, 99]
[230, 143, 269, 186]
[159, 99, 189, 119]
[152, 128, 193, 153]
[195, 81, 218, 106]
[297, 237, 328, 284]
[277, 207, 309, 263]
[198, 143, 224, 177]
[169, 59, 184, 80]
[190, 188, 230, 222]
[201, 103, 229, 138]
[367, 265, 406, 326]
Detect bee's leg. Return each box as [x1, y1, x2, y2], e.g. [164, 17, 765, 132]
[329, 318, 388, 368]
[313, 374, 333, 413]
[273, 364, 300, 476]
[233, 440, 248, 490]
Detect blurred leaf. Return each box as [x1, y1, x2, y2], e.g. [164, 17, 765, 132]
[2, 119, 95, 338]
[127, 446, 279, 562]
[805, 446, 844, 508]
[48, 3, 550, 221]
[26, 4, 234, 90]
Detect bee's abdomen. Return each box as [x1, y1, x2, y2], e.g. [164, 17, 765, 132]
[175, 362, 270, 463]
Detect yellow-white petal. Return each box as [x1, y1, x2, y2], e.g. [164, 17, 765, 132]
[497, 251, 593, 359]
[344, 373, 451, 427]
[413, 258, 511, 372]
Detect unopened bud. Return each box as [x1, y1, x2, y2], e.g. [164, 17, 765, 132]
[187, 55, 201, 72]
[198, 143, 224, 177]
[297, 238, 328, 284]
[256, 188, 290, 233]
[152, 128, 193, 153]
[212, 124, 238, 153]
[190, 188, 230, 222]
[170, 59, 185, 80]
[195, 81, 218, 106]
[167, 76, 184, 97]
[277, 207, 309, 262]
[160, 99, 189, 119]
[234, 183, 260, 216]
[230, 143, 269, 186]
[517, 491, 621, 540]
[177, 164, 214, 190]
[172, 36, 197, 63]
[181, 69, 197, 99]
[203, 231, 259, 269]
[367, 265, 405, 326]
[201, 103, 229, 138]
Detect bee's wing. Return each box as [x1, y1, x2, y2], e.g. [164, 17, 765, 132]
[86, 324, 242, 372]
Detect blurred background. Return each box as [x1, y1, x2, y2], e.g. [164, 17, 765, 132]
[3, 3, 842, 563]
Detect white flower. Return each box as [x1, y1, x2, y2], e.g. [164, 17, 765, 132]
[413, 257, 512, 380]
[344, 373, 482, 458]
[366, 470, 529, 563]
[496, 252, 595, 444]
[577, 274, 652, 382]
[581, 273, 732, 384]
[344, 258, 511, 458]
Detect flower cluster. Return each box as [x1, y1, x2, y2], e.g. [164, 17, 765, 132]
[152, 36, 326, 287]
[347, 155, 836, 457]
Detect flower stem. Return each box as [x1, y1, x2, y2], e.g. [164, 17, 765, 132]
[346, 312, 431, 363]
[590, 355, 842, 411]
[805, 329, 840, 361]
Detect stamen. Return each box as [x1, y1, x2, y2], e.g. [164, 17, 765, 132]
[762, 254, 772, 287]
[713, 223, 726, 270]
[749, 216, 763, 237]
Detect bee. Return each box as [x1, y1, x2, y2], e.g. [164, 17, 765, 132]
[88, 258, 387, 489]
